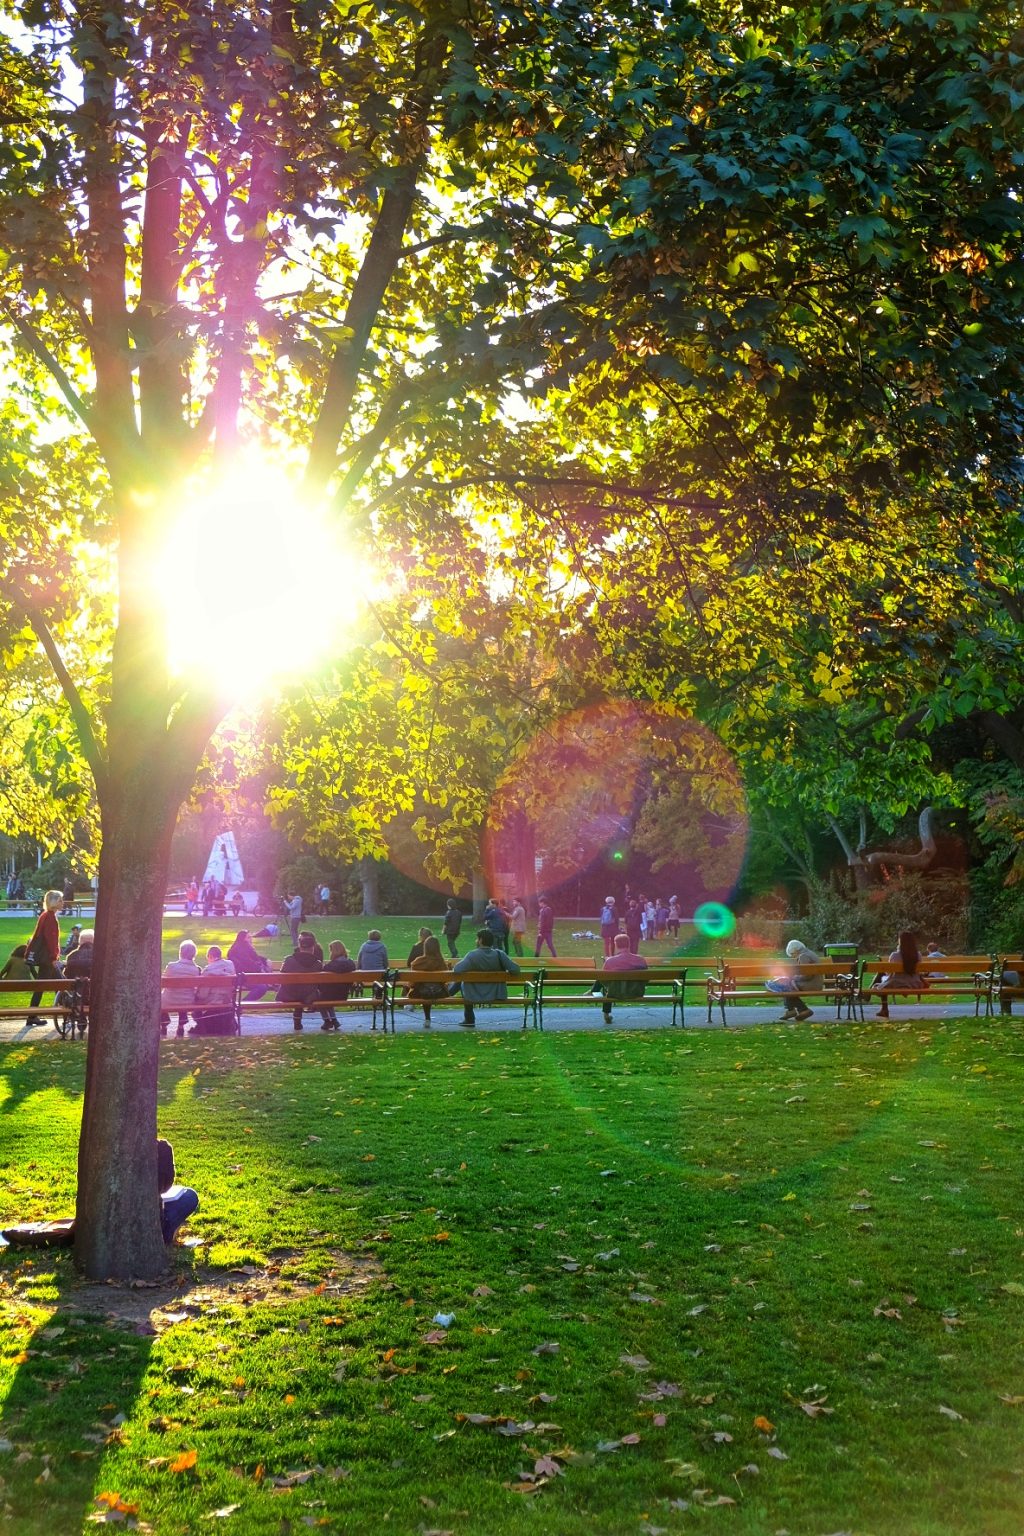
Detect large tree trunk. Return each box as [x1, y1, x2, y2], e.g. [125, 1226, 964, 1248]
[360, 858, 380, 916]
[74, 768, 179, 1280]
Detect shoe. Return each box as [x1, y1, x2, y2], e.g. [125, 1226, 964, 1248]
[795, 1006, 813, 1021]
[460, 1020, 476, 1028]
[293, 1022, 304, 1031]
[320, 1021, 333, 1031]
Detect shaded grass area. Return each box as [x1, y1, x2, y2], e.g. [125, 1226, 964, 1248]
[3, 1021, 1024, 1533]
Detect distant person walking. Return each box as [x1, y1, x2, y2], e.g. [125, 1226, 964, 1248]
[534, 898, 556, 958]
[509, 897, 527, 957]
[442, 899, 463, 958]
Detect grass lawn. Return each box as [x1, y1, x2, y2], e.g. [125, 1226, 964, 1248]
[4, 1020, 1024, 1534]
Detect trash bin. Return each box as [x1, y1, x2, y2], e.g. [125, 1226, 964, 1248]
[824, 942, 858, 963]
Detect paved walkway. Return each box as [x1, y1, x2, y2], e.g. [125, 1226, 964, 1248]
[0, 997, 1001, 1045]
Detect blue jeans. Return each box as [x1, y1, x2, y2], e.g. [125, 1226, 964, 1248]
[161, 1186, 200, 1243]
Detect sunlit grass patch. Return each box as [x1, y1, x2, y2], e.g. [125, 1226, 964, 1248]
[2, 1024, 1024, 1533]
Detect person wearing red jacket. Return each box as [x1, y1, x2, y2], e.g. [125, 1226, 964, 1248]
[27, 889, 63, 1021]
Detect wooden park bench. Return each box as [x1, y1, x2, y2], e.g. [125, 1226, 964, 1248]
[235, 969, 391, 1032]
[0, 976, 84, 1039]
[387, 969, 540, 1030]
[535, 964, 687, 1029]
[997, 955, 1024, 1016]
[855, 955, 996, 1020]
[707, 959, 859, 1028]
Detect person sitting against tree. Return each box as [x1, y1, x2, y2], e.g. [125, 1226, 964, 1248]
[158, 1137, 200, 1244]
[597, 932, 649, 1022]
[408, 934, 449, 1027]
[191, 945, 237, 1036]
[278, 930, 327, 1031]
[26, 889, 64, 1022]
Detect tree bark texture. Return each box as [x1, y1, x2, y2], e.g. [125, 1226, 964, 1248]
[74, 768, 179, 1280]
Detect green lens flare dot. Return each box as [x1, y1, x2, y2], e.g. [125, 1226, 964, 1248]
[693, 902, 735, 940]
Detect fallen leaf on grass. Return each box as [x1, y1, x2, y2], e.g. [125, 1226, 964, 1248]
[619, 1353, 650, 1372]
[422, 1330, 448, 1344]
[202, 1508, 241, 1520]
[1000, 1282, 1024, 1296]
[471, 1285, 494, 1298]
[531, 1341, 559, 1356]
[798, 1399, 833, 1419]
[998, 1394, 1024, 1406]
[753, 1415, 775, 1434]
[168, 1450, 198, 1473]
[938, 1404, 966, 1421]
[767, 1447, 789, 1461]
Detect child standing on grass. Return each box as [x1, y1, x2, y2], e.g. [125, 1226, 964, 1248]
[1, 944, 35, 982]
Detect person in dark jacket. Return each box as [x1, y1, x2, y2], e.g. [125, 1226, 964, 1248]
[442, 899, 462, 958]
[227, 930, 271, 999]
[278, 931, 326, 1031]
[62, 927, 95, 1011]
[317, 940, 358, 1030]
[482, 900, 509, 952]
[407, 927, 432, 966]
[534, 898, 557, 958]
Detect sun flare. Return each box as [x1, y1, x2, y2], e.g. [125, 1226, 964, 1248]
[157, 455, 357, 696]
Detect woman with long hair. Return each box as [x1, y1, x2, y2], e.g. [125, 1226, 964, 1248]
[27, 889, 63, 1021]
[409, 934, 449, 1027]
[876, 931, 928, 1020]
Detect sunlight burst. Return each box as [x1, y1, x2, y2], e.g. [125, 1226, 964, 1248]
[158, 455, 356, 697]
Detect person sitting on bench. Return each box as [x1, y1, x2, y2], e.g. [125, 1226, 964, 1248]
[598, 933, 648, 1020]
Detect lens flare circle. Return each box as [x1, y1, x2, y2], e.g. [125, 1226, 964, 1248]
[693, 901, 736, 940]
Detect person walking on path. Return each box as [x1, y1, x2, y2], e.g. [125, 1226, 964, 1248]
[452, 929, 521, 1027]
[535, 897, 557, 958]
[509, 897, 527, 957]
[27, 890, 63, 1019]
[442, 899, 463, 958]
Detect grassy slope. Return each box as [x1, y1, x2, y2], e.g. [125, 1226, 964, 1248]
[3, 1021, 1024, 1535]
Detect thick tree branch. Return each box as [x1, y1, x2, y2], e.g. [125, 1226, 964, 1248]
[0, 299, 95, 434]
[0, 583, 108, 797]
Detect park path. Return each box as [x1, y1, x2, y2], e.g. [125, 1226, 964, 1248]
[0, 997, 1000, 1045]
